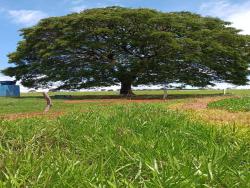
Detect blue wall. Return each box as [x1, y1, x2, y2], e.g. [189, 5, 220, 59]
[0, 85, 20, 97]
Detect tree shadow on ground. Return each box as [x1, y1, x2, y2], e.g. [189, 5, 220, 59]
[18, 93, 232, 101]
[53, 94, 228, 100]
[20, 93, 229, 100]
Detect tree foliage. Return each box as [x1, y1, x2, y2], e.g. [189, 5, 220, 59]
[3, 7, 250, 94]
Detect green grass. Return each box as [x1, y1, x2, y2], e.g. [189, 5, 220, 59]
[0, 90, 250, 187]
[0, 97, 96, 115]
[208, 97, 250, 112]
[1, 89, 247, 115]
[0, 97, 50, 114]
[0, 89, 228, 115]
[0, 104, 249, 187]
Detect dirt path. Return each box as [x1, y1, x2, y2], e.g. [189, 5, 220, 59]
[169, 96, 230, 110]
[64, 99, 166, 104]
[0, 111, 64, 121]
[169, 96, 250, 126]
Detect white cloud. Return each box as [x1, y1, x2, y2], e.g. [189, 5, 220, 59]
[69, 0, 122, 13]
[0, 74, 14, 81]
[67, 0, 87, 13]
[0, 73, 29, 92]
[70, 5, 87, 13]
[8, 9, 48, 26]
[228, 10, 250, 34]
[200, 0, 250, 34]
[70, 3, 120, 13]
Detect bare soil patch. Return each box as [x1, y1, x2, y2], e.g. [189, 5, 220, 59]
[170, 97, 230, 110]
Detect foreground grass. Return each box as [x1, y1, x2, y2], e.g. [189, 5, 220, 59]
[208, 97, 250, 112]
[0, 104, 249, 187]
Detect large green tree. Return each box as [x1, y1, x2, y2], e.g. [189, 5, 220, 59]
[3, 7, 250, 94]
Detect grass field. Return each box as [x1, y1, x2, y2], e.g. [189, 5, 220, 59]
[0, 89, 226, 115]
[0, 90, 249, 187]
[0, 97, 90, 115]
[208, 97, 250, 112]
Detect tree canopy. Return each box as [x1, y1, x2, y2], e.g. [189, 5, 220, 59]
[3, 7, 250, 94]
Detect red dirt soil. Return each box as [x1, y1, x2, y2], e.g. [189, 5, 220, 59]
[170, 96, 232, 110]
[64, 99, 166, 104]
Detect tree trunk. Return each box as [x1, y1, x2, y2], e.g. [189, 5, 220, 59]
[43, 92, 52, 112]
[223, 88, 227, 95]
[163, 88, 168, 100]
[120, 82, 133, 95]
[163, 82, 168, 100]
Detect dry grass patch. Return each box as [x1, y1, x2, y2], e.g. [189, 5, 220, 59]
[195, 109, 250, 126]
[0, 111, 64, 120]
[169, 96, 250, 126]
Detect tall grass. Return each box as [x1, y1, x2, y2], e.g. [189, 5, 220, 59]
[0, 104, 249, 187]
[208, 97, 250, 112]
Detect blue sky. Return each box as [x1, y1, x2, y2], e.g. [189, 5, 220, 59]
[0, 0, 250, 84]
